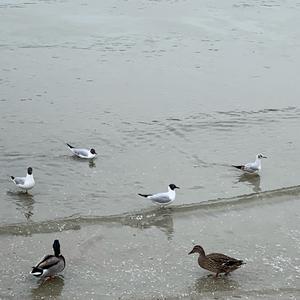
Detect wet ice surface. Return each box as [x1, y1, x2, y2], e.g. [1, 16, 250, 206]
[1, 0, 300, 299]
[1, 191, 300, 299]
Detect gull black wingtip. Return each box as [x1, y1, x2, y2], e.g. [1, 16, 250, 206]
[138, 193, 150, 198]
[232, 165, 243, 169]
[66, 143, 74, 149]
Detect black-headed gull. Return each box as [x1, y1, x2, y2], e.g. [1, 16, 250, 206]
[10, 167, 35, 193]
[233, 153, 267, 173]
[138, 184, 180, 206]
[66, 143, 97, 159]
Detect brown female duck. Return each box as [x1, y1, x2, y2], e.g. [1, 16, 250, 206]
[188, 245, 245, 277]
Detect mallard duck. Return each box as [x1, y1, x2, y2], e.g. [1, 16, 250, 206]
[188, 245, 245, 277]
[66, 143, 97, 159]
[138, 184, 180, 206]
[10, 167, 35, 193]
[233, 153, 267, 173]
[30, 240, 66, 279]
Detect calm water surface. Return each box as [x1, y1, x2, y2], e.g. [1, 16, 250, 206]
[0, 0, 300, 299]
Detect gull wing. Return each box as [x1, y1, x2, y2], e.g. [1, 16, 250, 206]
[73, 148, 90, 157]
[244, 162, 259, 172]
[148, 192, 171, 204]
[13, 177, 25, 185]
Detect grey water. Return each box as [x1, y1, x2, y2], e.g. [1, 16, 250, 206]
[0, 0, 300, 299]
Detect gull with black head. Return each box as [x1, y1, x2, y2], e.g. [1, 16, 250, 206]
[138, 184, 180, 206]
[10, 167, 35, 193]
[66, 143, 97, 159]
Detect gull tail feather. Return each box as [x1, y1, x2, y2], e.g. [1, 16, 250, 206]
[138, 193, 152, 198]
[66, 143, 74, 149]
[232, 165, 244, 170]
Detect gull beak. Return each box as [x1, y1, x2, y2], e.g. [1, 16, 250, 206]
[175, 186, 180, 189]
[262, 155, 267, 158]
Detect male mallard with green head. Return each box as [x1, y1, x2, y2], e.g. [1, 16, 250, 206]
[30, 240, 66, 279]
[189, 245, 245, 277]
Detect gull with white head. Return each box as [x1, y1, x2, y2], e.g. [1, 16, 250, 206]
[233, 153, 267, 173]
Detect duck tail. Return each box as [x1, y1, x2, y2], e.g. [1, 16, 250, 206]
[30, 266, 43, 277]
[138, 193, 151, 198]
[224, 259, 245, 267]
[66, 143, 74, 149]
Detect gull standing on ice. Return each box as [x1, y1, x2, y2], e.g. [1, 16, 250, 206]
[233, 153, 267, 173]
[66, 143, 97, 159]
[138, 184, 180, 206]
[10, 167, 35, 193]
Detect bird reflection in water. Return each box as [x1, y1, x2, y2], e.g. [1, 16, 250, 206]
[31, 276, 64, 299]
[124, 207, 174, 240]
[237, 173, 261, 193]
[89, 160, 96, 168]
[69, 155, 96, 168]
[7, 191, 35, 220]
[192, 274, 239, 295]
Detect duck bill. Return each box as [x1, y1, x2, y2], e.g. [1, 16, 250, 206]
[188, 249, 194, 255]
